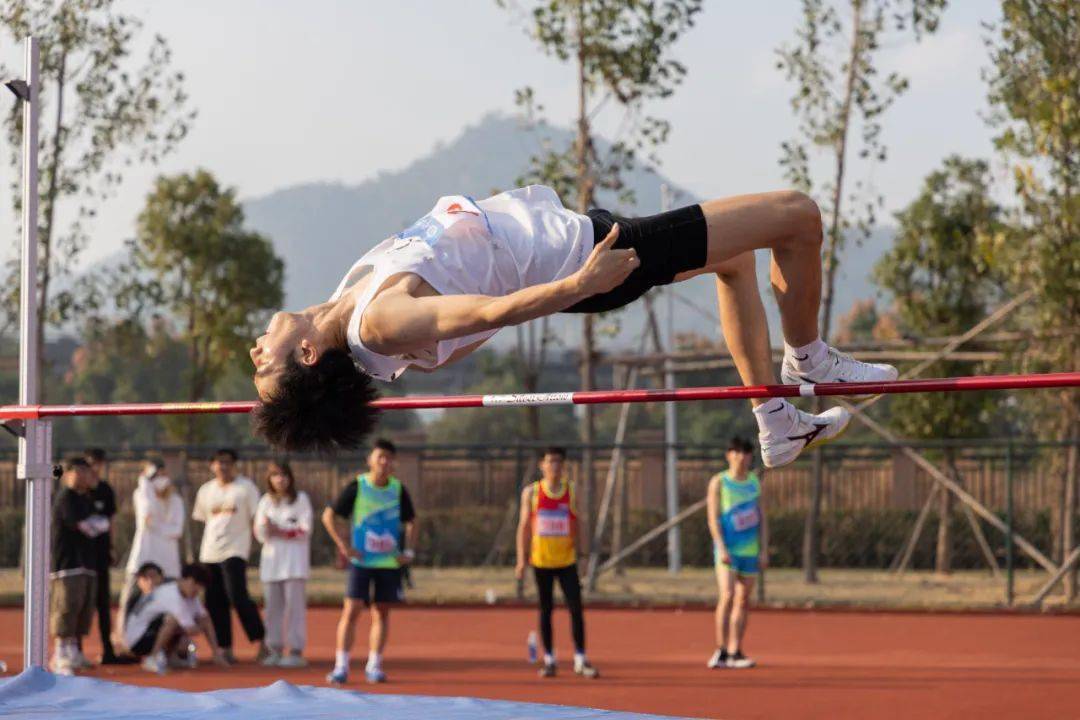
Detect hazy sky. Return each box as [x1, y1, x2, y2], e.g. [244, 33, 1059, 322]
[1, 1, 1005, 265]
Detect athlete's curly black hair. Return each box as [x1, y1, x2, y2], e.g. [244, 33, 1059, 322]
[253, 349, 381, 454]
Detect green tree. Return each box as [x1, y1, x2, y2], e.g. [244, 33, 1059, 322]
[500, 0, 702, 542]
[984, 0, 1080, 597]
[62, 315, 185, 446]
[0, 0, 194, 394]
[873, 156, 1006, 572]
[775, 0, 945, 581]
[120, 170, 283, 443]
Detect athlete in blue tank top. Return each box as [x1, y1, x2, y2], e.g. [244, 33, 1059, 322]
[706, 437, 768, 670]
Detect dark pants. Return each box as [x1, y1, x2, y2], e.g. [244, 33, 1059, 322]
[205, 557, 265, 650]
[93, 559, 115, 657]
[533, 565, 585, 655]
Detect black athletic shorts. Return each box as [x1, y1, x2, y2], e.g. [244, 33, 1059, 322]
[563, 204, 708, 314]
[346, 565, 403, 605]
[129, 615, 164, 657]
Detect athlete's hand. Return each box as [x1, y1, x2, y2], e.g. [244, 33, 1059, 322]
[758, 552, 769, 570]
[574, 224, 638, 297]
[396, 553, 413, 566]
[335, 546, 362, 569]
[719, 549, 732, 567]
[514, 561, 526, 581]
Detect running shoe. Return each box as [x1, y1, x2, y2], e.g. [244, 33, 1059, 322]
[706, 649, 728, 669]
[277, 653, 308, 668]
[141, 651, 168, 675]
[574, 659, 599, 679]
[781, 346, 898, 388]
[326, 667, 348, 685]
[365, 667, 387, 684]
[260, 651, 282, 667]
[758, 402, 851, 468]
[725, 651, 756, 669]
[49, 655, 74, 676]
[538, 661, 557, 678]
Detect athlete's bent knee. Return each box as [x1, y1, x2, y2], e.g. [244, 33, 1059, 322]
[776, 190, 822, 247]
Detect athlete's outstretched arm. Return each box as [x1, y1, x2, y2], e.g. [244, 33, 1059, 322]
[364, 225, 636, 355]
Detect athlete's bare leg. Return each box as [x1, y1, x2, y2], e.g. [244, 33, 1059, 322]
[673, 192, 823, 404]
[727, 575, 755, 656]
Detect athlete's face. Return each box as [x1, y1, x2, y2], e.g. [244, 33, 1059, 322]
[178, 577, 203, 599]
[135, 568, 163, 596]
[726, 449, 752, 476]
[250, 311, 318, 400]
[367, 448, 395, 480]
[539, 453, 565, 482]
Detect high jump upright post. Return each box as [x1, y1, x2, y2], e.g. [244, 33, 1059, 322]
[7, 36, 52, 669]
[660, 184, 680, 574]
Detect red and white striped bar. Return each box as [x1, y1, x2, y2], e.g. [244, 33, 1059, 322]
[0, 371, 1076, 420]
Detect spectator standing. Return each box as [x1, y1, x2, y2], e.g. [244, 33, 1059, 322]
[191, 448, 267, 663]
[254, 460, 313, 668]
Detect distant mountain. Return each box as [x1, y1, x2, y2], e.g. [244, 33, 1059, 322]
[242, 113, 893, 350]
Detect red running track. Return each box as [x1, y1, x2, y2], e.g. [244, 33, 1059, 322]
[1, 371, 1077, 419]
[2, 606, 1079, 719]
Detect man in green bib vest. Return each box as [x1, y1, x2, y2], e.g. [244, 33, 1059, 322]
[322, 438, 417, 685]
[706, 436, 768, 670]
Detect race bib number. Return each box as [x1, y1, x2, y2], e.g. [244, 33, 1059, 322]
[730, 506, 760, 533]
[537, 507, 570, 537]
[364, 529, 398, 555]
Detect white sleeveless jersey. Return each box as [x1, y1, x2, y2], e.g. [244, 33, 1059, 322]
[330, 185, 594, 381]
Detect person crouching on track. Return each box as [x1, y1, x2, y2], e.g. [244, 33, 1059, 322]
[706, 437, 768, 670]
[254, 460, 313, 668]
[515, 447, 598, 679]
[128, 563, 230, 674]
[322, 438, 417, 685]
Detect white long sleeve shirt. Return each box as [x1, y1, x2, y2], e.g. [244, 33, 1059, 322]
[126, 477, 184, 578]
[253, 491, 312, 582]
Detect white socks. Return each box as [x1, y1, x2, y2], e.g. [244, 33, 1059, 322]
[336, 649, 383, 672]
[574, 652, 587, 667]
[753, 398, 790, 433]
[543, 652, 555, 666]
[786, 338, 828, 371]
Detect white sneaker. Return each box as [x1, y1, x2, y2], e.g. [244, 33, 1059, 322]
[706, 649, 727, 669]
[573, 658, 599, 678]
[277, 654, 308, 668]
[71, 650, 93, 670]
[757, 402, 850, 468]
[781, 346, 898, 387]
[260, 651, 282, 667]
[725, 651, 756, 669]
[49, 655, 74, 676]
[141, 651, 168, 675]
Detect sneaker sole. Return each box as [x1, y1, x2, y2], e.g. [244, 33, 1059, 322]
[780, 368, 899, 400]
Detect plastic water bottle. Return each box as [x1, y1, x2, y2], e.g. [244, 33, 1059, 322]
[527, 631, 538, 664]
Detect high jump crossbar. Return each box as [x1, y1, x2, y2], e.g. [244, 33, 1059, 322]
[2, 372, 1078, 419]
